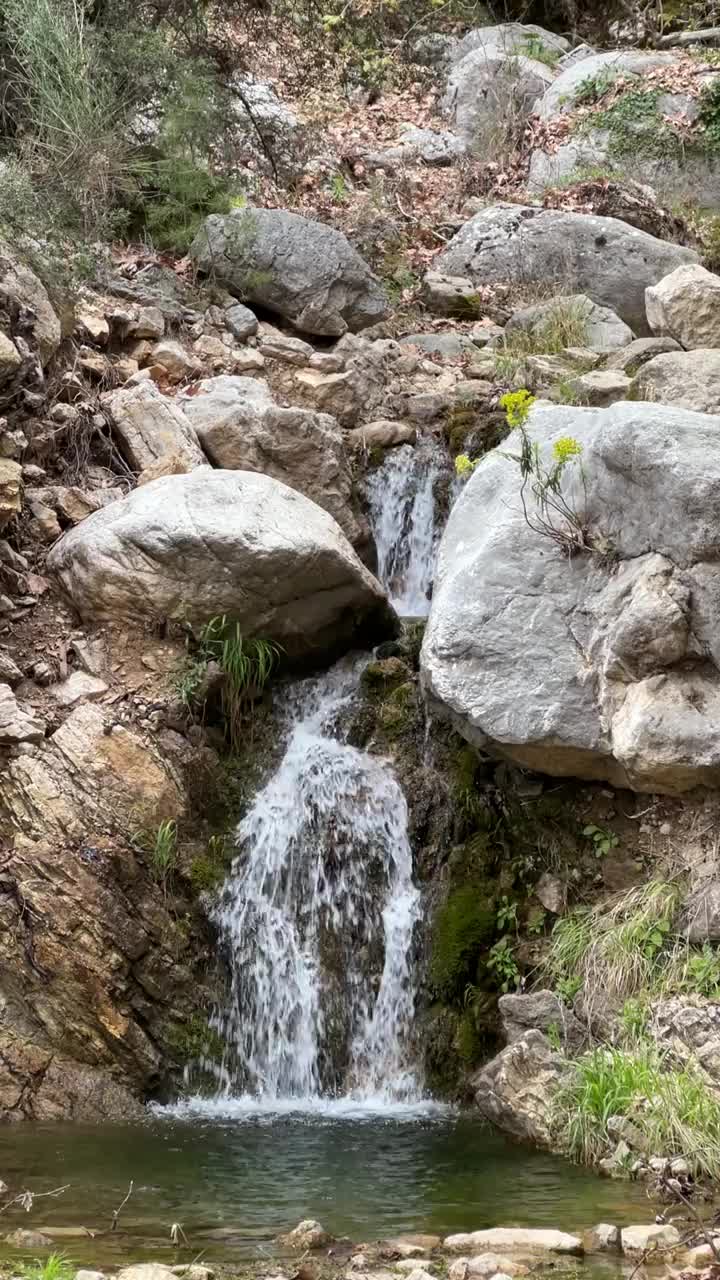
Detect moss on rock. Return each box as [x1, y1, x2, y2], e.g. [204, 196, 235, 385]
[430, 882, 496, 1002]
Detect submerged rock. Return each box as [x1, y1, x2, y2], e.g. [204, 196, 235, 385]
[421, 400, 720, 794]
[444, 1227, 583, 1255]
[48, 469, 395, 660]
[277, 1219, 333, 1250]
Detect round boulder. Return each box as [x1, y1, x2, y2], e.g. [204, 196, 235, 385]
[48, 470, 396, 660]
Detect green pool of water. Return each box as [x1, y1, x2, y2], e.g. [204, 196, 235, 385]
[0, 1105, 655, 1266]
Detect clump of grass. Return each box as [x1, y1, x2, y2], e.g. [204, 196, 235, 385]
[22, 1255, 74, 1280]
[176, 616, 281, 749]
[497, 298, 590, 363]
[556, 1044, 720, 1180]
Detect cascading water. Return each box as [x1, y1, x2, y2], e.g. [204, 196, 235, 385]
[366, 437, 445, 618]
[208, 662, 421, 1105]
[195, 433, 449, 1112]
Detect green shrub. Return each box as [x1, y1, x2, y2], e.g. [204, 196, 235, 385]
[430, 885, 495, 1002]
[176, 617, 281, 749]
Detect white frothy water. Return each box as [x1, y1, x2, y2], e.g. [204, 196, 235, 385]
[204, 661, 423, 1107]
[366, 440, 445, 618]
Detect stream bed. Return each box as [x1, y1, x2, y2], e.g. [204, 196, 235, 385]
[0, 1109, 654, 1266]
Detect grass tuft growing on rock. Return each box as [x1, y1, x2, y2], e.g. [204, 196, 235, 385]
[556, 1044, 720, 1181]
[21, 1256, 74, 1280]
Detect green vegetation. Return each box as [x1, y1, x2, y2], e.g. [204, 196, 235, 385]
[556, 1044, 720, 1181]
[21, 1256, 74, 1280]
[149, 819, 179, 888]
[168, 1013, 225, 1064]
[543, 880, 720, 1013]
[487, 936, 520, 993]
[190, 834, 231, 893]
[503, 422, 589, 558]
[430, 885, 495, 1002]
[177, 616, 281, 750]
[522, 36, 561, 68]
[573, 68, 619, 106]
[583, 823, 619, 858]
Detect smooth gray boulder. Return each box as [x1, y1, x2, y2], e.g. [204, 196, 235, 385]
[421, 400, 720, 794]
[191, 208, 389, 337]
[451, 23, 569, 67]
[443, 51, 553, 150]
[534, 50, 679, 120]
[605, 336, 682, 375]
[48, 470, 394, 660]
[632, 349, 720, 413]
[432, 204, 698, 334]
[177, 375, 363, 545]
[505, 294, 633, 352]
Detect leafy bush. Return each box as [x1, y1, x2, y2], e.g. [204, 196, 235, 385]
[430, 885, 495, 1002]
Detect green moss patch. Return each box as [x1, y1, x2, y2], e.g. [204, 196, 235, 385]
[430, 884, 496, 1002]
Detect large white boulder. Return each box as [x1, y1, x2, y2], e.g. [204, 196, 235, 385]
[646, 264, 720, 350]
[48, 469, 394, 659]
[432, 205, 697, 334]
[444, 1227, 582, 1256]
[191, 208, 388, 337]
[421, 400, 720, 794]
[450, 23, 569, 67]
[443, 51, 553, 150]
[632, 349, 720, 413]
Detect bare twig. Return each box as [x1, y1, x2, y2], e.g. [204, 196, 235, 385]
[111, 1180, 134, 1231]
[0, 1184, 70, 1216]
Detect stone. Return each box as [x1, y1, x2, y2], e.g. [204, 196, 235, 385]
[0, 458, 22, 528]
[632, 349, 720, 413]
[225, 302, 258, 340]
[48, 470, 394, 661]
[646, 264, 720, 350]
[170, 1269, 214, 1280]
[506, 295, 634, 353]
[0, 332, 22, 383]
[277, 1219, 333, 1250]
[0, 651, 22, 685]
[232, 349, 265, 373]
[191, 208, 388, 338]
[649, 996, 720, 1084]
[443, 50, 553, 150]
[0, 243, 61, 364]
[450, 23, 568, 66]
[471, 1030, 570, 1147]
[535, 51, 679, 120]
[0, 684, 45, 744]
[682, 882, 720, 943]
[422, 272, 479, 318]
[447, 1257, 527, 1280]
[51, 671, 108, 708]
[535, 872, 566, 914]
[74, 299, 109, 346]
[604, 336, 682, 376]
[499, 991, 584, 1051]
[528, 134, 614, 195]
[587, 1225, 621, 1253]
[444, 1227, 582, 1256]
[5, 1229, 53, 1248]
[433, 205, 698, 335]
[384, 1236, 441, 1254]
[150, 339, 200, 382]
[131, 307, 165, 340]
[102, 380, 205, 472]
[367, 125, 464, 169]
[178, 375, 363, 545]
[621, 1224, 681, 1255]
[561, 369, 632, 406]
[396, 1263, 436, 1274]
[682, 1240, 720, 1267]
[118, 1267, 176, 1280]
[137, 452, 194, 487]
[51, 487, 105, 524]
[229, 74, 324, 185]
[347, 421, 416, 449]
[400, 333, 476, 357]
[76, 1271, 107, 1280]
[309, 352, 344, 373]
[259, 334, 314, 365]
[422, 399, 720, 793]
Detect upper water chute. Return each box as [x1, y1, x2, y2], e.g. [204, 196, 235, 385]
[366, 437, 446, 619]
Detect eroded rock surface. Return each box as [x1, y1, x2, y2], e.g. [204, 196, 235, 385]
[422, 401, 720, 794]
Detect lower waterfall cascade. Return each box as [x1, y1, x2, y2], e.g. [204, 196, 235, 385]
[192, 433, 447, 1111]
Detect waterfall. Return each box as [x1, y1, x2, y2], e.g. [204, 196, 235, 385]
[366, 439, 445, 619]
[208, 662, 422, 1106]
[186, 436, 451, 1113]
